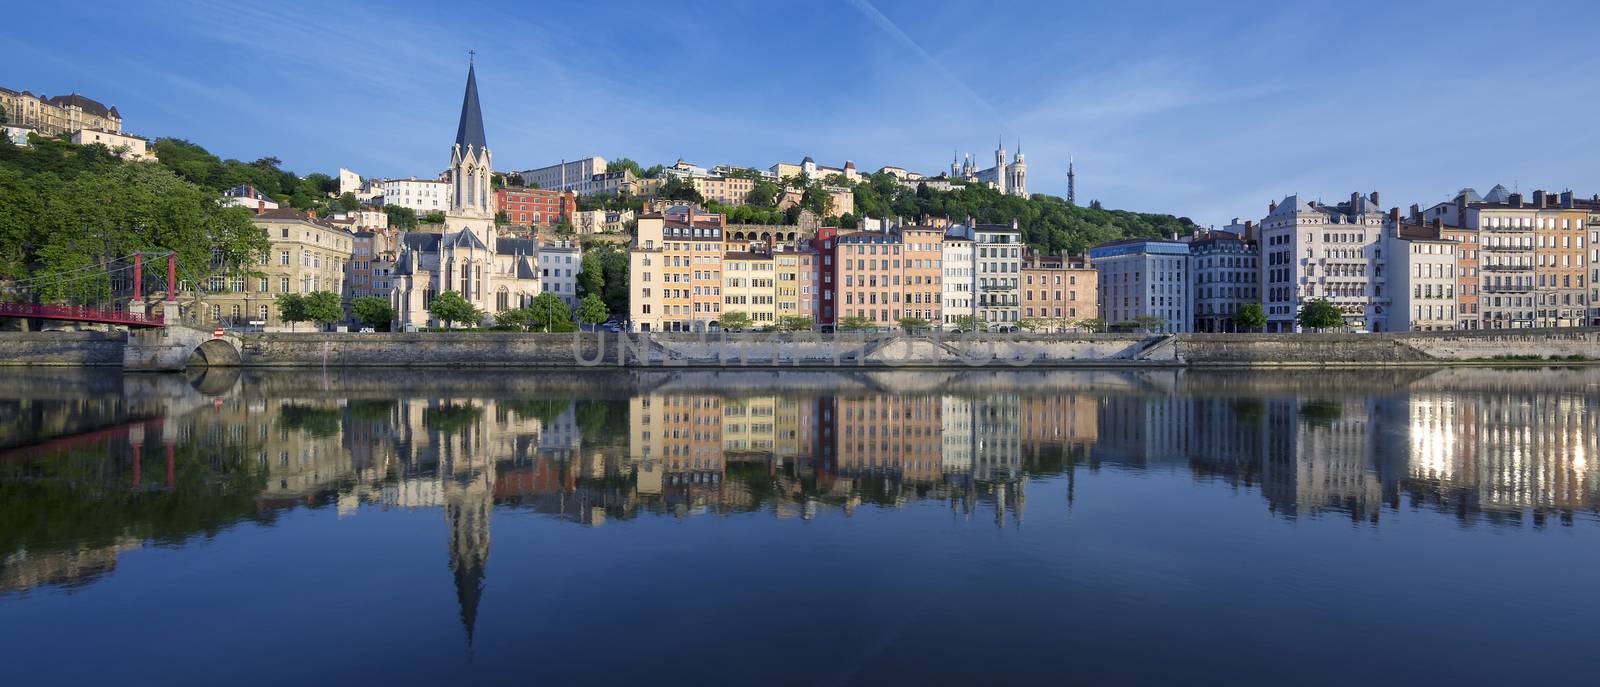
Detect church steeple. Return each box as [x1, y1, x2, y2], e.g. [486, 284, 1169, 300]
[455, 60, 487, 152]
[448, 57, 493, 221]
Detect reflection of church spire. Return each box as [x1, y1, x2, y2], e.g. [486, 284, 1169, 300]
[445, 453, 495, 646]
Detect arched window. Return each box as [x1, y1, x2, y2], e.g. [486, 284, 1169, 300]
[496, 287, 509, 311]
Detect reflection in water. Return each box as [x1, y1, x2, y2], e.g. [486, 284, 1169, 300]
[3, 367, 1599, 645]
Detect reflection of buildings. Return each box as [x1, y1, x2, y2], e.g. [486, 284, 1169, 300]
[12, 368, 1600, 603]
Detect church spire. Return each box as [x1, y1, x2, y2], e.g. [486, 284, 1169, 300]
[455, 59, 487, 152]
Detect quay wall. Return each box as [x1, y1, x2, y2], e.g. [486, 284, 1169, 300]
[0, 332, 125, 366]
[3, 329, 1600, 368]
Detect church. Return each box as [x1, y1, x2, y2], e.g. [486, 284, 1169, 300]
[950, 138, 1029, 198]
[392, 60, 543, 329]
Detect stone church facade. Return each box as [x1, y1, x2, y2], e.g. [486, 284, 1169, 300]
[392, 61, 543, 329]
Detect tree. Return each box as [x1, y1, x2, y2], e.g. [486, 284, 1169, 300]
[801, 182, 833, 217]
[577, 251, 605, 297]
[420, 211, 446, 225]
[897, 316, 931, 333]
[529, 292, 572, 332]
[303, 291, 344, 329]
[1297, 299, 1344, 331]
[777, 315, 814, 332]
[951, 315, 983, 332]
[837, 315, 876, 332]
[576, 293, 609, 328]
[275, 293, 308, 331]
[746, 179, 781, 207]
[718, 311, 752, 331]
[386, 205, 417, 229]
[352, 296, 395, 330]
[658, 177, 703, 204]
[494, 307, 533, 331]
[334, 192, 360, 213]
[1073, 317, 1107, 333]
[1234, 303, 1267, 332]
[600, 247, 629, 314]
[609, 158, 644, 178]
[837, 212, 857, 228]
[428, 290, 481, 329]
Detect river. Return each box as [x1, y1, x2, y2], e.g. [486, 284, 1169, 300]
[2, 367, 1598, 685]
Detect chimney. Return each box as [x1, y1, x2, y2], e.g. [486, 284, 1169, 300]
[1269, 199, 1277, 213]
[1432, 218, 1442, 231]
[307, 209, 317, 219]
[1370, 191, 1380, 206]
[1533, 190, 1546, 208]
[1244, 220, 1255, 241]
[1389, 207, 1400, 225]
[256, 200, 265, 215]
[1559, 191, 1574, 208]
[1508, 192, 1523, 207]
[1409, 203, 1421, 223]
[1350, 192, 1361, 208]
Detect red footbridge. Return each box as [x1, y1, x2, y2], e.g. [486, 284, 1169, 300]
[1, 252, 176, 329]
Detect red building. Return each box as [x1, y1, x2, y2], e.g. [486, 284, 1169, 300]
[495, 186, 575, 227]
[809, 226, 841, 328]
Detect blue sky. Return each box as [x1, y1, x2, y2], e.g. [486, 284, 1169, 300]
[5, 0, 1597, 225]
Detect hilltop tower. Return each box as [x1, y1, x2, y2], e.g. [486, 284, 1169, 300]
[1067, 157, 1077, 206]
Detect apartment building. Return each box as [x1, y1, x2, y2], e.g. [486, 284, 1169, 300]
[0, 87, 121, 136]
[974, 222, 1023, 328]
[628, 209, 724, 332]
[693, 174, 760, 206]
[381, 177, 451, 214]
[70, 129, 152, 161]
[836, 230, 902, 328]
[1089, 238, 1192, 333]
[518, 156, 607, 194]
[722, 251, 777, 327]
[1020, 252, 1097, 329]
[810, 227, 841, 328]
[773, 245, 818, 325]
[1186, 226, 1258, 332]
[1576, 195, 1600, 326]
[496, 186, 575, 227]
[900, 226, 944, 326]
[1428, 187, 1588, 328]
[197, 208, 353, 330]
[1258, 192, 1388, 332]
[941, 228, 976, 328]
[346, 228, 401, 310]
[1385, 222, 1459, 331]
[1407, 209, 1482, 330]
[538, 241, 581, 307]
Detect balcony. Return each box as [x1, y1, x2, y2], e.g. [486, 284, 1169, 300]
[1481, 263, 1533, 272]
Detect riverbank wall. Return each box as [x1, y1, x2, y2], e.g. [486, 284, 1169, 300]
[3, 328, 1599, 368]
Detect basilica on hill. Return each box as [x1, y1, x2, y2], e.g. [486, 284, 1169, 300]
[950, 138, 1029, 198]
[391, 60, 544, 329]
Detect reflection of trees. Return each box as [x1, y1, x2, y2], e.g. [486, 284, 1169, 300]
[0, 441, 270, 593]
[500, 399, 570, 425]
[423, 403, 484, 435]
[279, 404, 341, 437]
[1297, 400, 1343, 427]
[346, 399, 396, 423]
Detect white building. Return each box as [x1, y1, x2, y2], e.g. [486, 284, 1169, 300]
[221, 185, 278, 211]
[1089, 238, 1192, 333]
[1258, 192, 1389, 332]
[973, 222, 1023, 328]
[381, 177, 451, 214]
[538, 242, 581, 307]
[338, 168, 362, 196]
[519, 156, 607, 194]
[70, 128, 153, 161]
[1385, 223, 1458, 331]
[941, 228, 975, 327]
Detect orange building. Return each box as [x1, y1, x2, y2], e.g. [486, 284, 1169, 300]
[1021, 252, 1097, 329]
[495, 186, 575, 227]
[1535, 195, 1588, 328]
[836, 226, 943, 329]
[629, 208, 726, 332]
[836, 394, 943, 483]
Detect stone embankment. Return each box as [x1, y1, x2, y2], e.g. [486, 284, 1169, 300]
[1, 328, 1597, 369]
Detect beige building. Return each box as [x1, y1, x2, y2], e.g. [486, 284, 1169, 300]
[0, 87, 122, 136]
[722, 251, 776, 327]
[774, 246, 818, 324]
[70, 128, 153, 161]
[193, 208, 354, 330]
[629, 208, 726, 332]
[693, 175, 760, 206]
[1021, 253, 1097, 329]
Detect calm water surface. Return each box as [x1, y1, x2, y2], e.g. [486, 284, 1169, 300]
[2, 367, 1599, 685]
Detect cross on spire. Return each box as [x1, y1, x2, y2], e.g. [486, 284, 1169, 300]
[468, 49, 475, 65]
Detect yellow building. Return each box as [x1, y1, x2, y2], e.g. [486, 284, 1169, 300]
[692, 175, 759, 206]
[722, 251, 776, 327]
[773, 246, 818, 325]
[0, 87, 122, 136]
[193, 208, 354, 330]
[628, 208, 725, 332]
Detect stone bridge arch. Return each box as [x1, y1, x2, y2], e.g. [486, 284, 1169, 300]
[125, 325, 244, 371]
[188, 338, 242, 367]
